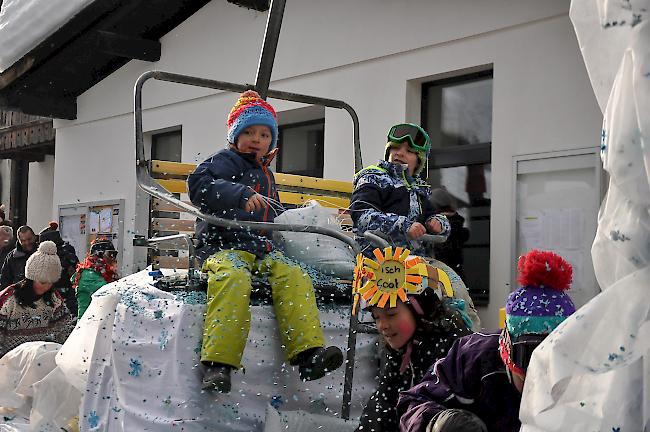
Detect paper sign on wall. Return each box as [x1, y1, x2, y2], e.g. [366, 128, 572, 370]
[99, 207, 113, 232]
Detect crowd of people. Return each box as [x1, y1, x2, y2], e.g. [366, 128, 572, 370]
[0, 216, 119, 358]
[0, 90, 581, 431]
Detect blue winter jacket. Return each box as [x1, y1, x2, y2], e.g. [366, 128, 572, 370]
[188, 148, 279, 262]
[349, 160, 450, 257]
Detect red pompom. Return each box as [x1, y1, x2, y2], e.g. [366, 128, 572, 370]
[517, 249, 572, 291]
[48, 221, 58, 230]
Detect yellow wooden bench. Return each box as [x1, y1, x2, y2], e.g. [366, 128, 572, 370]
[148, 160, 354, 269]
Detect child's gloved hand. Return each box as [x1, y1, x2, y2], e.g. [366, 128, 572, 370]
[407, 222, 427, 239]
[426, 218, 443, 234]
[244, 193, 266, 213]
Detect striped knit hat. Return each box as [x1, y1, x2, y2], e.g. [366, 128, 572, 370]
[505, 249, 576, 339]
[226, 90, 278, 151]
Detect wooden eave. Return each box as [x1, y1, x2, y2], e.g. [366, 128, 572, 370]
[0, 0, 217, 120]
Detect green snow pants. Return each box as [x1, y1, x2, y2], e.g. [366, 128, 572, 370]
[200, 249, 325, 368]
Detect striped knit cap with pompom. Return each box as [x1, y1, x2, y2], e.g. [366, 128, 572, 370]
[24, 240, 62, 284]
[226, 90, 278, 151]
[505, 249, 576, 339]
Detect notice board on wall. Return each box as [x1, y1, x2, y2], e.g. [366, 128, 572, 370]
[58, 200, 125, 268]
[513, 150, 602, 309]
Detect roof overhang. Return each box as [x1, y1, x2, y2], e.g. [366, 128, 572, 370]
[0, 0, 244, 120]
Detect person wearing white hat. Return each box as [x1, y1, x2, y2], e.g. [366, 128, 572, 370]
[0, 241, 74, 358]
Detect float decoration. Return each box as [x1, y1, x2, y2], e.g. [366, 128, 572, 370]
[352, 247, 429, 313]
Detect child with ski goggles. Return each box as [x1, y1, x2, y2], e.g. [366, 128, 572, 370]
[350, 123, 449, 259]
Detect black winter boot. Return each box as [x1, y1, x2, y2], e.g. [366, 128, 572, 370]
[202, 364, 232, 393]
[297, 346, 344, 381]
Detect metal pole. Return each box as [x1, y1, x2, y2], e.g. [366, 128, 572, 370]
[254, 0, 287, 99]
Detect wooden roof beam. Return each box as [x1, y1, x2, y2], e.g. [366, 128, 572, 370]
[0, 93, 77, 120]
[95, 30, 161, 62]
[227, 0, 270, 12]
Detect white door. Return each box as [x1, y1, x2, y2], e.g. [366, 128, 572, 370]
[512, 149, 602, 308]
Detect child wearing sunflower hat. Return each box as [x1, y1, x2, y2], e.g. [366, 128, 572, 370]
[352, 251, 470, 432]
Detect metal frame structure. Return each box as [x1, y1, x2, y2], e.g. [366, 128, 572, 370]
[134, 68, 365, 418]
[133, 0, 443, 420]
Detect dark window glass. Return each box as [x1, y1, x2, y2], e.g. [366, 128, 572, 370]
[152, 130, 182, 162]
[277, 120, 325, 178]
[422, 71, 492, 305]
[150, 130, 183, 244]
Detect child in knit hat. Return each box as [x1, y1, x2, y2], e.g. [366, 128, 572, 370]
[187, 90, 343, 393]
[397, 249, 576, 432]
[39, 221, 80, 317]
[0, 241, 73, 358]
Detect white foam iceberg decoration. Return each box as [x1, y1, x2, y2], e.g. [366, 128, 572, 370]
[520, 1, 650, 431]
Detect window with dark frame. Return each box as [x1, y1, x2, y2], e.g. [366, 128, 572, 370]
[152, 130, 182, 163]
[276, 119, 325, 178]
[422, 70, 493, 305]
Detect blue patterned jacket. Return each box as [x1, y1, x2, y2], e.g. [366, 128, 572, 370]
[349, 160, 449, 257]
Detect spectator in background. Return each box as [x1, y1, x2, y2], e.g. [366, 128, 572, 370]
[72, 237, 119, 319]
[39, 221, 79, 317]
[0, 224, 14, 267]
[0, 241, 74, 358]
[428, 188, 470, 281]
[1, 226, 37, 289]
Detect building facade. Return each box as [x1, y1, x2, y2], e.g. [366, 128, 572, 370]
[16, 0, 602, 327]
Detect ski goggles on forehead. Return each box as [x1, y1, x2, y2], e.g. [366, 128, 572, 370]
[511, 334, 546, 371]
[387, 124, 430, 152]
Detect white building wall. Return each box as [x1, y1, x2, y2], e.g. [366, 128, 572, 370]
[26, 155, 55, 232]
[51, 0, 602, 328]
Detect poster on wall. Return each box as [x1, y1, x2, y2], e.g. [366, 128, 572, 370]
[59, 200, 125, 268]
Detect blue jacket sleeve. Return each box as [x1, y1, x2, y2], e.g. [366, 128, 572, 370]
[425, 214, 451, 238]
[187, 153, 255, 213]
[350, 176, 414, 241]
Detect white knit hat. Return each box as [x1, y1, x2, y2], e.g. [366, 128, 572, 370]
[24, 241, 61, 283]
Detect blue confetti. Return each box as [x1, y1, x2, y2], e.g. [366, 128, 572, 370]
[128, 358, 142, 377]
[88, 410, 100, 428]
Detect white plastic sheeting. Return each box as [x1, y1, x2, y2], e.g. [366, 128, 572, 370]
[263, 405, 358, 432]
[0, 0, 95, 72]
[0, 342, 81, 432]
[53, 269, 373, 432]
[520, 1, 650, 431]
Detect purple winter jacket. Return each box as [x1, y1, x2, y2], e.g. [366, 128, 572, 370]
[397, 332, 522, 432]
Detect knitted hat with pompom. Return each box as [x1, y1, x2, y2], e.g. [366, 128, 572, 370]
[38, 221, 63, 245]
[505, 249, 576, 339]
[25, 241, 62, 284]
[226, 90, 278, 151]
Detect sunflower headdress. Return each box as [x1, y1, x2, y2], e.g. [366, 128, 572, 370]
[352, 247, 430, 314]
